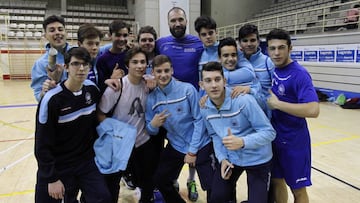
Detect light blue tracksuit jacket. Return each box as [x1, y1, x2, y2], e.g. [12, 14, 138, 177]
[145, 78, 210, 154]
[244, 48, 274, 97]
[94, 118, 137, 174]
[30, 43, 71, 102]
[240, 49, 275, 117]
[201, 87, 275, 167]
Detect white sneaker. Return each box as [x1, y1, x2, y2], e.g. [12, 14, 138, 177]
[121, 176, 136, 190]
[134, 187, 141, 200]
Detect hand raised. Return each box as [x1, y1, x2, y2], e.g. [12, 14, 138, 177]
[222, 128, 244, 150]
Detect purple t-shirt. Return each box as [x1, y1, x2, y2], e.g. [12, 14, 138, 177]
[271, 61, 318, 148]
[156, 34, 203, 90]
[96, 49, 127, 93]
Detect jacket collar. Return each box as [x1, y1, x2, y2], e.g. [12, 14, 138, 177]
[249, 47, 262, 61]
[156, 77, 176, 95]
[205, 87, 232, 111]
[204, 41, 219, 51]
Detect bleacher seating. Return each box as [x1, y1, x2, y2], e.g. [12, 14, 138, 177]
[34, 31, 42, 38]
[63, 3, 136, 40]
[0, 0, 46, 39]
[25, 31, 33, 37]
[217, 0, 360, 39]
[0, 0, 136, 40]
[15, 31, 24, 38]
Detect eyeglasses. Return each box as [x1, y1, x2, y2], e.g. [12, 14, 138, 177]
[140, 38, 154, 43]
[70, 61, 90, 68]
[114, 33, 128, 38]
[200, 30, 215, 37]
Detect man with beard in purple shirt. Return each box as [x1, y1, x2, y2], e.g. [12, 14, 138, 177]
[155, 7, 204, 201]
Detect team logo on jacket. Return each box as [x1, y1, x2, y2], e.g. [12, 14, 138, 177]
[176, 105, 183, 113]
[85, 92, 92, 104]
[278, 84, 286, 96]
[230, 119, 239, 128]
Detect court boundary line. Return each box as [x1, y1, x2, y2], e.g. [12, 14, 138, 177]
[312, 166, 360, 191]
[0, 134, 34, 155]
[0, 151, 33, 174]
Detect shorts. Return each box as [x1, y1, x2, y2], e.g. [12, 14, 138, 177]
[271, 144, 312, 189]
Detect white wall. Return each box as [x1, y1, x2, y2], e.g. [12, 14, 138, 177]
[209, 0, 271, 27]
[133, 0, 200, 37]
[133, 0, 160, 33]
[292, 32, 360, 95]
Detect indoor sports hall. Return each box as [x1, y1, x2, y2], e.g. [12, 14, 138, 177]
[0, 0, 359, 202]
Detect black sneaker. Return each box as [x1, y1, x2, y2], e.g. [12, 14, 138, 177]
[121, 174, 136, 190]
[187, 180, 199, 202]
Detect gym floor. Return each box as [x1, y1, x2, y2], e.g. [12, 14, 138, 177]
[0, 80, 359, 203]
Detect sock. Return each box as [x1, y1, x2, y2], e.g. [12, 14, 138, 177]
[188, 165, 196, 182]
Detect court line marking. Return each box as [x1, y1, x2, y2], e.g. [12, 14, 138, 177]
[0, 134, 34, 155]
[0, 151, 33, 174]
[0, 189, 34, 198]
[0, 120, 33, 133]
[310, 121, 360, 136]
[312, 166, 360, 191]
[312, 135, 360, 147]
[310, 123, 360, 190]
[310, 121, 360, 147]
[0, 104, 37, 109]
[1, 122, 359, 198]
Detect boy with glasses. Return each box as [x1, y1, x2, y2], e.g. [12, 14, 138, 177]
[34, 47, 111, 203]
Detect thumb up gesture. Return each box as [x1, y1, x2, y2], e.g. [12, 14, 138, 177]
[222, 128, 244, 150]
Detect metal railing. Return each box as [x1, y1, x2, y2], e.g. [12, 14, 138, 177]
[217, 0, 360, 39]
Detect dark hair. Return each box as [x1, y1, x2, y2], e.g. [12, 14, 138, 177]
[77, 23, 103, 43]
[152, 54, 172, 69]
[218, 37, 238, 57]
[238, 23, 259, 40]
[266, 28, 292, 46]
[167, 7, 187, 19]
[194, 15, 217, 33]
[109, 20, 130, 35]
[64, 47, 91, 65]
[137, 25, 157, 41]
[43, 15, 65, 30]
[124, 46, 148, 67]
[354, 4, 360, 8]
[201, 61, 224, 79]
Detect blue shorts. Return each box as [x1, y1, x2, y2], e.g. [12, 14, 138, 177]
[271, 144, 312, 189]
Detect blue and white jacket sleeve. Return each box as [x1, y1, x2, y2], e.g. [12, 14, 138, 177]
[31, 59, 48, 102]
[241, 96, 276, 148]
[145, 94, 159, 135]
[188, 87, 205, 154]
